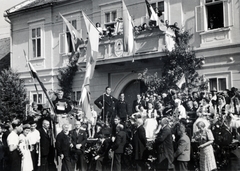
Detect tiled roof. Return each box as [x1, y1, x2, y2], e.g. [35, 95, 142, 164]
[6, 0, 68, 14]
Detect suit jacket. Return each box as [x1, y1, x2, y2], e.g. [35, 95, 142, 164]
[174, 133, 190, 161]
[39, 128, 51, 157]
[111, 131, 127, 154]
[94, 94, 118, 116]
[115, 100, 129, 118]
[132, 99, 144, 113]
[132, 125, 147, 160]
[70, 129, 87, 152]
[97, 138, 112, 160]
[56, 131, 72, 157]
[155, 125, 174, 165]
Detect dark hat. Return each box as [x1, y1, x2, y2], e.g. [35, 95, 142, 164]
[23, 124, 31, 130]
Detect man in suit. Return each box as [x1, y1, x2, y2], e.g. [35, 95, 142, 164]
[132, 94, 144, 113]
[110, 124, 127, 171]
[56, 124, 73, 171]
[70, 121, 87, 171]
[115, 93, 129, 124]
[174, 124, 190, 171]
[132, 118, 147, 171]
[155, 117, 174, 171]
[93, 133, 112, 171]
[38, 119, 57, 171]
[94, 86, 118, 126]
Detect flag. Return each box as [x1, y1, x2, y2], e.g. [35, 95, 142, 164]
[26, 59, 56, 113]
[145, 0, 159, 22]
[176, 74, 186, 89]
[145, 0, 168, 32]
[80, 77, 91, 119]
[79, 11, 100, 119]
[82, 11, 99, 79]
[60, 13, 83, 52]
[122, 0, 134, 54]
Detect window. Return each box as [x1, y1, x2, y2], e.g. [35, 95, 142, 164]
[100, 1, 121, 30]
[29, 20, 44, 59]
[151, 1, 164, 17]
[71, 91, 81, 104]
[32, 27, 41, 58]
[66, 19, 77, 53]
[33, 93, 43, 104]
[59, 13, 81, 55]
[195, 0, 232, 32]
[104, 10, 117, 29]
[209, 78, 226, 91]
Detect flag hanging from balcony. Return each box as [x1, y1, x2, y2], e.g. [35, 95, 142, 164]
[60, 13, 83, 52]
[145, 0, 159, 23]
[145, 0, 169, 32]
[122, 0, 134, 54]
[176, 74, 186, 89]
[82, 11, 99, 79]
[79, 11, 99, 119]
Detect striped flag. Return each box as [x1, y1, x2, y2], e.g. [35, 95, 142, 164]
[60, 13, 83, 52]
[122, 0, 134, 54]
[145, 0, 168, 32]
[79, 11, 100, 119]
[145, 0, 159, 23]
[176, 74, 186, 89]
[27, 61, 56, 113]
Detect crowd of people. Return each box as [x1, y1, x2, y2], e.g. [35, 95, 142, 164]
[0, 86, 240, 171]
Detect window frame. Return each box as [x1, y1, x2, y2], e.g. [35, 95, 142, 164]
[100, 1, 122, 30]
[29, 21, 44, 59]
[59, 13, 82, 55]
[204, 71, 232, 92]
[32, 92, 43, 104]
[195, 0, 232, 32]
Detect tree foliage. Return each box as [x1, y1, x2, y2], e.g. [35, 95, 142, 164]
[0, 69, 27, 121]
[57, 52, 80, 99]
[139, 30, 208, 95]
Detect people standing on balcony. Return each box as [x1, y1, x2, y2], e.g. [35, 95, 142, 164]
[94, 86, 118, 126]
[53, 90, 72, 134]
[96, 22, 103, 39]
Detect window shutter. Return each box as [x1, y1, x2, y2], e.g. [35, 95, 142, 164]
[59, 33, 67, 54]
[223, 0, 233, 27]
[195, 5, 205, 32]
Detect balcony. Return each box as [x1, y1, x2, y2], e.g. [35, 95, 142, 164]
[62, 27, 167, 67]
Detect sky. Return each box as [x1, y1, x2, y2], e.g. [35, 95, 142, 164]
[0, 0, 25, 39]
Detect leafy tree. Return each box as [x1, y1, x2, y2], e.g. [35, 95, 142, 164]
[139, 30, 208, 95]
[0, 69, 27, 121]
[57, 52, 79, 99]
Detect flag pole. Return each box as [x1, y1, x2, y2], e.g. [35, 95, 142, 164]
[23, 50, 40, 98]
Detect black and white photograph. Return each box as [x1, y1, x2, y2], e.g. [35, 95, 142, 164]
[0, 0, 240, 171]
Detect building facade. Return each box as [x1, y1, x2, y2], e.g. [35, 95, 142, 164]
[4, 0, 240, 110]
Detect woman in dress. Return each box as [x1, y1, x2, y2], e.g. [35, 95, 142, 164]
[144, 102, 158, 140]
[19, 124, 33, 171]
[192, 121, 217, 171]
[193, 98, 211, 134]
